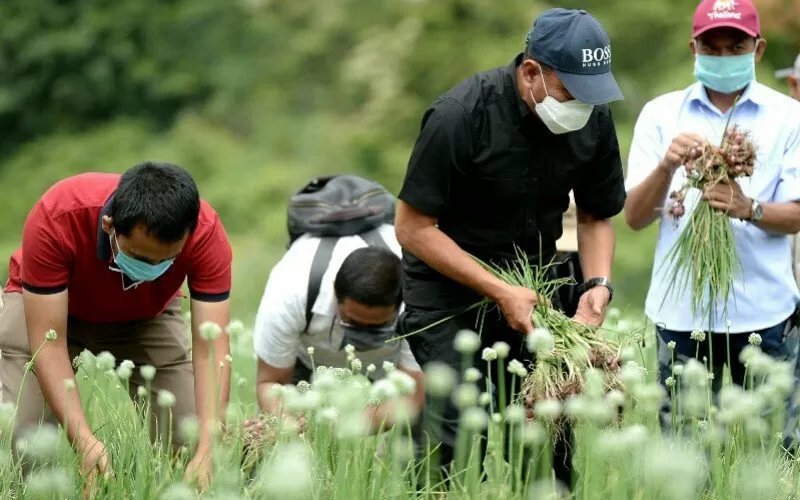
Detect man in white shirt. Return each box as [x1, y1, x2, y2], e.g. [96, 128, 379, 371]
[251, 224, 424, 429]
[624, 0, 800, 445]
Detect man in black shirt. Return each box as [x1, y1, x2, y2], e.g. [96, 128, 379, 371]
[395, 8, 626, 481]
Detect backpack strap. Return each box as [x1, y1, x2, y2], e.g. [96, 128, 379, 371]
[304, 237, 338, 333]
[359, 228, 389, 249]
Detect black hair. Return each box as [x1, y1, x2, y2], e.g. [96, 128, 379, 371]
[334, 247, 402, 307]
[111, 161, 201, 243]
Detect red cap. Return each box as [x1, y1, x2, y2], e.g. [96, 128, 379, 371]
[692, 0, 760, 38]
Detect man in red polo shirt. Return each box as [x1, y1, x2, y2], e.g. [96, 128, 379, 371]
[0, 161, 232, 489]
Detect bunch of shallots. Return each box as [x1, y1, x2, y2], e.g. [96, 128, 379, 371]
[662, 124, 757, 324]
[667, 125, 756, 219]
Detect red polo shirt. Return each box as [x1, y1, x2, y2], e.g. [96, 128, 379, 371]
[4, 173, 233, 323]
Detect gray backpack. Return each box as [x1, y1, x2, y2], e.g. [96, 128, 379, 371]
[286, 175, 396, 331]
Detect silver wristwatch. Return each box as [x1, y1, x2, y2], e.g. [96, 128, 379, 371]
[749, 199, 763, 223]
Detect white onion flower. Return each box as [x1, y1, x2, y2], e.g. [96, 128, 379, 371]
[316, 407, 339, 425]
[492, 341, 510, 359]
[689, 330, 706, 342]
[481, 348, 497, 362]
[388, 370, 417, 396]
[682, 359, 708, 388]
[748, 333, 762, 347]
[157, 389, 176, 408]
[507, 359, 527, 378]
[478, 392, 492, 407]
[116, 360, 135, 381]
[226, 319, 245, 336]
[452, 384, 479, 409]
[16, 424, 60, 461]
[461, 407, 488, 431]
[605, 389, 626, 408]
[454, 329, 480, 353]
[179, 416, 199, 444]
[424, 362, 457, 397]
[199, 321, 223, 341]
[464, 367, 483, 383]
[258, 443, 313, 498]
[382, 361, 395, 373]
[95, 351, 116, 372]
[25, 468, 73, 499]
[370, 379, 398, 401]
[534, 399, 562, 421]
[140, 364, 156, 382]
[44, 329, 57, 342]
[526, 328, 554, 354]
[505, 404, 526, 425]
[521, 421, 547, 446]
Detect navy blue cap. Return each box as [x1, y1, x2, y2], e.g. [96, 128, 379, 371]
[525, 8, 623, 105]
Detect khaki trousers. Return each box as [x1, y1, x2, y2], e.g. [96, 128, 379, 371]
[0, 292, 195, 447]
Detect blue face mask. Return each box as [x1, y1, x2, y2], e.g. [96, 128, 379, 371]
[110, 232, 175, 283]
[694, 52, 756, 94]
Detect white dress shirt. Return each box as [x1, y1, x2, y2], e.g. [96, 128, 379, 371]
[626, 81, 800, 333]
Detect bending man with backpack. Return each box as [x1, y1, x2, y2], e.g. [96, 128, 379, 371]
[246, 176, 424, 439]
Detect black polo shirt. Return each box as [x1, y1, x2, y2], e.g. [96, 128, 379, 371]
[398, 54, 625, 309]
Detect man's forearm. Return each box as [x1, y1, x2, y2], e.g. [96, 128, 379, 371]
[754, 201, 800, 234]
[192, 335, 231, 449]
[576, 216, 615, 280]
[31, 344, 92, 445]
[397, 224, 506, 301]
[624, 163, 675, 230]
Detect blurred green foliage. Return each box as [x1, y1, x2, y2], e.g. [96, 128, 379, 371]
[0, 0, 797, 321]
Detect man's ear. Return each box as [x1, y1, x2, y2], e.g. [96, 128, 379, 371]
[754, 37, 767, 63]
[689, 38, 697, 56]
[522, 58, 544, 81]
[101, 215, 113, 236]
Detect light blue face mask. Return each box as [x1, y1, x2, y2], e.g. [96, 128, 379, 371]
[694, 52, 756, 94]
[110, 231, 175, 283]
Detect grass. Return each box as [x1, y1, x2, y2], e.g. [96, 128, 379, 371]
[1, 311, 798, 499]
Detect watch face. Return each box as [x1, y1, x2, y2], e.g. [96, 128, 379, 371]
[753, 201, 763, 220]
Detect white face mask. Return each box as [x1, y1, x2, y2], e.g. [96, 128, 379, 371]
[530, 72, 594, 134]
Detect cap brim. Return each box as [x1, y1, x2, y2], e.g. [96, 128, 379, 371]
[556, 69, 624, 106]
[775, 68, 797, 79]
[693, 22, 758, 38]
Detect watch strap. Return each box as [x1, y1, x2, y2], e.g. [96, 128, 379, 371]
[578, 277, 614, 301]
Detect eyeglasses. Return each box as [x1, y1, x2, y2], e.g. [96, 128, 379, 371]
[335, 316, 398, 334]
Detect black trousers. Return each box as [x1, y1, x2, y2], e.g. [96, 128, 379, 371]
[398, 304, 572, 485]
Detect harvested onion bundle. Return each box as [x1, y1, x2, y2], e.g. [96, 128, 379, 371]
[476, 250, 623, 407]
[662, 124, 757, 324]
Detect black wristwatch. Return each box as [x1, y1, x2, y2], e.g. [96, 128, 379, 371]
[578, 277, 614, 301]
